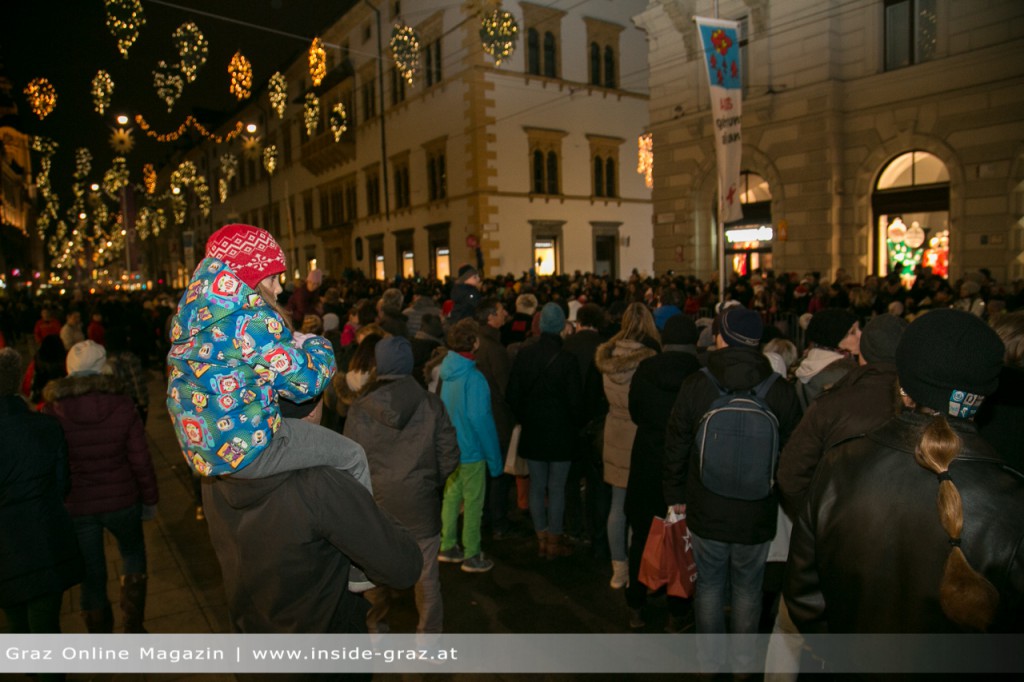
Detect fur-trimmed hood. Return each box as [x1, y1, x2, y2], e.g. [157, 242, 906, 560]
[43, 373, 124, 403]
[594, 339, 656, 384]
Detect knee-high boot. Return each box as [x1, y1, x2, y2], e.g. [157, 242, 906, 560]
[119, 573, 148, 633]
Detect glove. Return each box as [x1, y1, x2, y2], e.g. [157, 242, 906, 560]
[141, 504, 158, 521]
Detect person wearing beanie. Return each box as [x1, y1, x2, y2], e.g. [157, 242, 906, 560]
[664, 305, 801, 671]
[411, 313, 445, 390]
[622, 313, 702, 630]
[344, 335, 459, 633]
[0, 347, 84, 638]
[785, 308, 1024, 636]
[976, 311, 1024, 473]
[447, 265, 482, 325]
[437, 319, 504, 574]
[42, 342, 159, 633]
[507, 303, 585, 560]
[793, 308, 860, 409]
[403, 284, 442, 337]
[167, 222, 371, 490]
[503, 293, 538, 346]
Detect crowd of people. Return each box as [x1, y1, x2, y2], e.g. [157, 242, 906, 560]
[2, 223, 1023, 676]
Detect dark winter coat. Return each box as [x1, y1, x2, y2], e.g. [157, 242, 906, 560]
[786, 412, 1024, 633]
[563, 328, 608, 424]
[976, 365, 1024, 474]
[43, 374, 158, 517]
[447, 283, 480, 324]
[203, 466, 423, 633]
[625, 348, 701, 522]
[595, 339, 657, 487]
[507, 333, 585, 462]
[474, 324, 516, 454]
[777, 362, 901, 519]
[663, 346, 802, 544]
[344, 376, 460, 539]
[0, 395, 83, 608]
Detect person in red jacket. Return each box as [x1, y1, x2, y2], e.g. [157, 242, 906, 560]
[43, 340, 158, 633]
[33, 307, 62, 347]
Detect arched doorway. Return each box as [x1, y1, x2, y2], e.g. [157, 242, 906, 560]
[872, 151, 950, 284]
[722, 171, 774, 276]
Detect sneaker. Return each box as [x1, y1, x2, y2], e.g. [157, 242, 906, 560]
[460, 554, 494, 573]
[437, 546, 465, 563]
[610, 560, 629, 589]
[347, 567, 375, 593]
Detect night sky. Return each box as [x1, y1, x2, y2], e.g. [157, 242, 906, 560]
[2, 0, 356, 197]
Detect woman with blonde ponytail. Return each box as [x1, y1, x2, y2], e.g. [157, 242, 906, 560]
[785, 308, 1024, 636]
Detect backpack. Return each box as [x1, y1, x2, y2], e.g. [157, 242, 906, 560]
[695, 367, 781, 501]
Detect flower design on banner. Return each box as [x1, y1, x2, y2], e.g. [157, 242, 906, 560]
[711, 29, 733, 55]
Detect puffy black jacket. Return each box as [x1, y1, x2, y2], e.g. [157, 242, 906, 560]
[0, 396, 83, 607]
[663, 345, 802, 544]
[625, 348, 701, 521]
[786, 412, 1024, 633]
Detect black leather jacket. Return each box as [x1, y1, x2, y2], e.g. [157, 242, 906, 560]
[785, 411, 1024, 633]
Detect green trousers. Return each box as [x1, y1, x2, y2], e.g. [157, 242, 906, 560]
[440, 460, 487, 558]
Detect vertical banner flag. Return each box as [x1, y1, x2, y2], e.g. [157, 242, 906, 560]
[695, 17, 743, 223]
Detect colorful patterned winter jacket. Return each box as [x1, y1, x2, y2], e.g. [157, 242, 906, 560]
[167, 258, 336, 476]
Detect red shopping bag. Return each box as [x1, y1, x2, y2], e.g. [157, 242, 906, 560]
[663, 506, 698, 598]
[638, 507, 698, 597]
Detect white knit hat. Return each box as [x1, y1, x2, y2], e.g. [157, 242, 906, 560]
[66, 340, 107, 375]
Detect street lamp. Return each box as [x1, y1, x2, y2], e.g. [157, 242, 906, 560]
[246, 122, 258, 134]
[116, 114, 129, 126]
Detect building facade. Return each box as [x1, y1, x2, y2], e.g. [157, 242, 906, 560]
[157, 0, 654, 286]
[633, 0, 1024, 284]
[0, 65, 35, 284]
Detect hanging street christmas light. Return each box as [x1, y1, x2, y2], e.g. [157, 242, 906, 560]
[309, 37, 327, 87]
[303, 92, 320, 137]
[263, 145, 278, 175]
[173, 22, 208, 83]
[92, 70, 115, 115]
[74, 148, 92, 180]
[24, 78, 57, 120]
[143, 163, 157, 194]
[637, 132, 653, 189]
[268, 72, 288, 119]
[104, 0, 146, 59]
[480, 8, 519, 67]
[329, 103, 348, 142]
[229, 51, 253, 100]
[390, 24, 421, 85]
[153, 60, 184, 112]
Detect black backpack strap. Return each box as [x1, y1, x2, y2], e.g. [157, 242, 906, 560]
[753, 372, 781, 400]
[700, 366, 729, 396]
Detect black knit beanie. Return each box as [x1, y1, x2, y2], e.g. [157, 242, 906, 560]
[806, 309, 858, 349]
[895, 308, 1004, 419]
[718, 307, 763, 347]
[662, 314, 699, 345]
[860, 314, 908, 364]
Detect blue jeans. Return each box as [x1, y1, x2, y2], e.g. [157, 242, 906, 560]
[526, 460, 571, 535]
[690, 531, 770, 672]
[73, 505, 147, 611]
[606, 485, 628, 562]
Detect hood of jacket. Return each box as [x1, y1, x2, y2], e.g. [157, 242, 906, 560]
[208, 471, 291, 511]
[438, 350, 475, 383]
[795, 347, 846, 384]
[706, 345, 774, 391]
[594, 339, 657, 385]
[43, 373, 122, 403]
[169, 257, 270, 344]
[355, 376, 425, 430]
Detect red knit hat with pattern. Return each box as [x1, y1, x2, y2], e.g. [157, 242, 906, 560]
[205, 224, 286, 288]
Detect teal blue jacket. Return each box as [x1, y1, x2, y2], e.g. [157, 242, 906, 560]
[166, 258, 335, 476]
[438, 352, 503, 477]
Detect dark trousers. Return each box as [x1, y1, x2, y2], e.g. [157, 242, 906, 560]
[3, 590, 65, 633]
